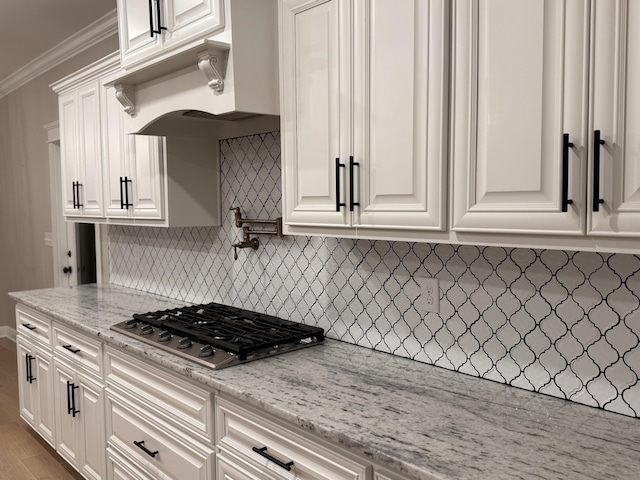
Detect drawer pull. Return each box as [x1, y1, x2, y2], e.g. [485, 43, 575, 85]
[22, 323, 37, 331]
[66, 381, 80, 417]
[62, 344, 80, 354]
[26, 354, 36, 383]
[134, 440, 159, 458]
[252, 446, 294, 471]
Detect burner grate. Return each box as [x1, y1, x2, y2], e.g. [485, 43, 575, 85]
[132, 303, 324, 359]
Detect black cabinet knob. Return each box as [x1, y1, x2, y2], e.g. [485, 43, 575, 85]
[63, 266, 73, 274]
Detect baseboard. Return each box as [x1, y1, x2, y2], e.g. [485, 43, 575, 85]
[0, 326, 16, 341]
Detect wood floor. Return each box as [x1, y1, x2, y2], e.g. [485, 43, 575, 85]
[0, 337, 83, 480]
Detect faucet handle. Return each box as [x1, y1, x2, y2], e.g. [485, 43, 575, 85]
[229, 206, 243, 227]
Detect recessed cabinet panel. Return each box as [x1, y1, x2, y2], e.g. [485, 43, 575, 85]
[80, 378, 106, 480]
[354, 0, 446, 230]
[451, 0, 587, 234]
[34, 351, 55, 447]
[59, 92, 79, 217]
[16, 341, 36, 428]
[590, 0, 640, 235]
[103, 84, 130, 220]
[165, 0, 224, 48]
[131, 135, 165, 220]
[117, 0, 163, 66]
[54, 362, 81, 468]
[77, 83, 104, 218]
[283, 0, 350, 227]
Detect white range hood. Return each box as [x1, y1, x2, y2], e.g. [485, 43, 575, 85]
[106, 1, 279, 137]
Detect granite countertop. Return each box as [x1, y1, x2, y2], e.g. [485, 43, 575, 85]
[9, 284, 640, 480]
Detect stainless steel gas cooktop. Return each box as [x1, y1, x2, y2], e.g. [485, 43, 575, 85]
[111, 302, 325, 370]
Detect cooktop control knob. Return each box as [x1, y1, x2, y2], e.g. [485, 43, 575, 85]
[124, 319, 137, 329]
[158, 330, 172, 342]
[177, 337, 192, 349]
[140, 324, 154, 336]
[199, 345, 214, 357]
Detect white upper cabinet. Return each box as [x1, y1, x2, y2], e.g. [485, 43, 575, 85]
[353, 0, 447, 232]
[452, 0, 640, 238]
[589, 0, 640, 236]
[280, 0, 448, 238]
[103, 83, 165, 222]
[58, 80, 107, 220]
[451, 0, 588, 235]
[117, 0, 224, 68]
[281, 0, 349, 229]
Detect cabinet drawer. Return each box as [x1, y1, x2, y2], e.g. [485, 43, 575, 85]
[16, 305, 51, 347]
[105, 346, 214, 442]
[216, 397, 369, 480]
[107, 446, 155, 480]
[107, 392, 214, 480]
[52, 323, 102, 376]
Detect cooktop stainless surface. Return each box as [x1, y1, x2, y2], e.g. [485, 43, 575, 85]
[111, 302, 325, 369]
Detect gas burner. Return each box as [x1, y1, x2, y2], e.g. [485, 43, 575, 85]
[112, 302, 325, 370]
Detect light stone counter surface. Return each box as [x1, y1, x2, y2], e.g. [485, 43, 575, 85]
[9, 284, 640, 480]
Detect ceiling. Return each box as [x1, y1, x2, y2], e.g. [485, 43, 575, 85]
[0, 0, 117, 83]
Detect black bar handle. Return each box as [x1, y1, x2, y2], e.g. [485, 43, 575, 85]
[26, 354, 36, 383]
[593, 130, 605, 212]
[336, 158, 346, 212]
[66, 380, 73, 415]
[148, 0, 154, 37]
[252, 446, 294, 471]
[349, 156, 360, 212]
[21, 323, 36, 331]
[25, 354, 30, 382]
[70, 383, 79, 417]
[120, 177, 125, 209]
[62, 344, 80, 354]
[72, 182, 77, 209]
[562, 134, 574, 212]
[124, 177, 132, 209]
[75, 182, 83, 207]
[134, 440, 159, 458]
[149, 0, 167, 35]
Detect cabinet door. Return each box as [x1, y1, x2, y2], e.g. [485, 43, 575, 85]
[54, 362, 81, 469]
[103, 84, 132, 220]
[79, 375, 106, 480]
[281, 0, 352, 228]
[163, 0, 224, 49]
[16, 341, 37, 428]
[353, 0, 447, 231]
[451, 0, 588, 235]
[77, 81, 104, 218]
[589, 1, 640, 235]
[130, 135, 165, 220]
[59, 91, 80, 217]
[34, 349, 55, 447]
[117, 0, 163, 67]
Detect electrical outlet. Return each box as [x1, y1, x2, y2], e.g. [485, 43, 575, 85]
[417, 277, 439, 313]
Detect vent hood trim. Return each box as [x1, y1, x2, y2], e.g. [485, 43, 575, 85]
[105, 40, 230, 118]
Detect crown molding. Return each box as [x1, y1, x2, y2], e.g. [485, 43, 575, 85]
[0, 9, 119, 99]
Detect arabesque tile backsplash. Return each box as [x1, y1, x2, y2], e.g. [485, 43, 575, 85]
[109, 132, 640, 418]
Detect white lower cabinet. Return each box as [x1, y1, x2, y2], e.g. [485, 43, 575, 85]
[215, 396, 370, 480]
[16, 336, 55, 447]
[53, 358, 106, 479]
[104, 346, 215, 480]
[15, 305, 414, 480]
[106, 391, 215, 480]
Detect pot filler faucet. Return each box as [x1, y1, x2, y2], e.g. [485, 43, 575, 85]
[229, 207, 283, 260]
